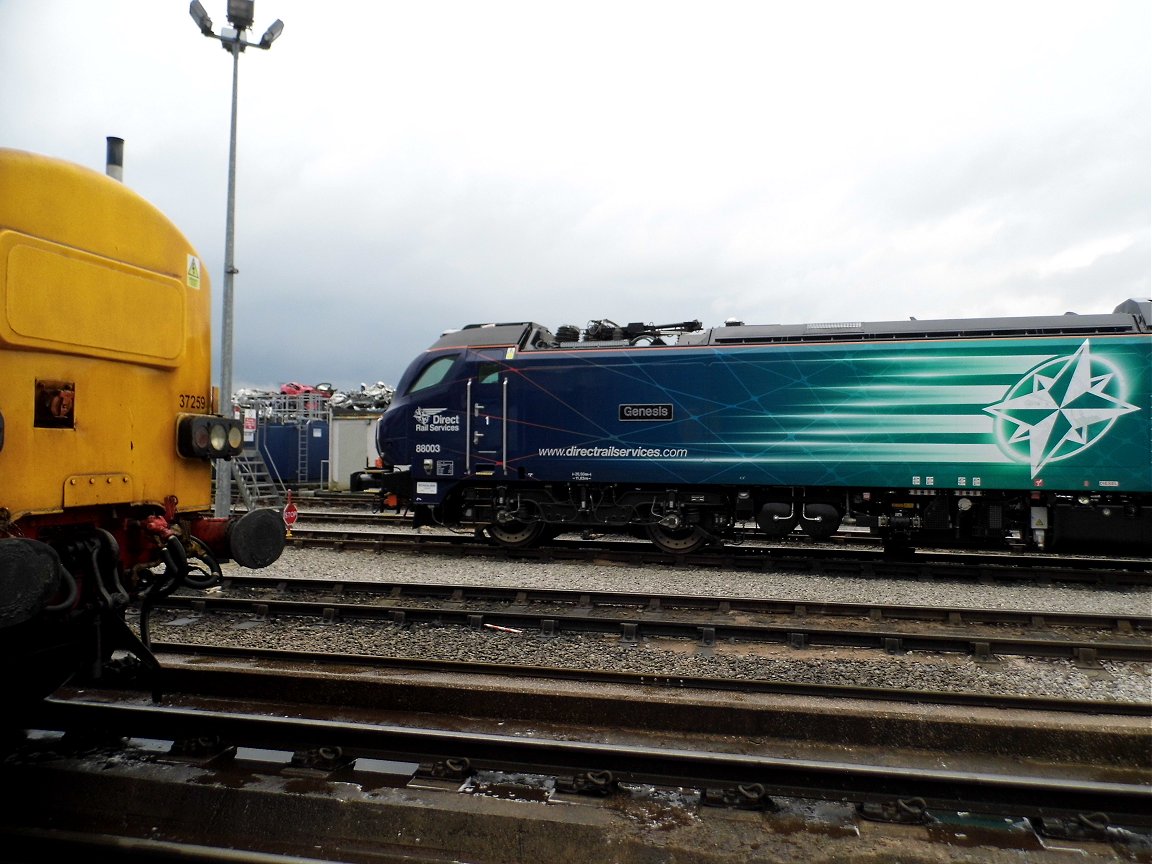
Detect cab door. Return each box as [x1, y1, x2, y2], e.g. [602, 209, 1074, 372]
[468, 357, 508, 476]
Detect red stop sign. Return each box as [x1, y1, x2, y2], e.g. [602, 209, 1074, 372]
[283, 502, 298, 526]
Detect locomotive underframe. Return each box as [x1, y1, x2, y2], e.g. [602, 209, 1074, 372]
[0, 504, 287, 703]
[398, 474, 1152, 554]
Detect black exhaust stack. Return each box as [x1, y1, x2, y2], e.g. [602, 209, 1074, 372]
[105, 136, 124, 182]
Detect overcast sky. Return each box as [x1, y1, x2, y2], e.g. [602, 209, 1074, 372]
[2, 1, 1148, 394]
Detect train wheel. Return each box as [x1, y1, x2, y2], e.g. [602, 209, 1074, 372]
[487, 520, 547, 549]
[646, 524, 708, 554]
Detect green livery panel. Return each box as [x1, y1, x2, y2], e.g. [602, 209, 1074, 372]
[501, 334, 1150, 493]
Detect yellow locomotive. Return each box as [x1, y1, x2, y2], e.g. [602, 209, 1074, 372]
[0, 148, 284, 702]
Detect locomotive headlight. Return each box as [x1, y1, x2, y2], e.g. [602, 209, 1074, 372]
[213, 419, 244, 456]
[178, 415, 213, 458]
[178, 415, 244, 459]
[209, 422, 229, 453]
[957, 497, 973, 512]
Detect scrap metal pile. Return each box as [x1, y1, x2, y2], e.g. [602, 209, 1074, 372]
[234, 381, 395, 415]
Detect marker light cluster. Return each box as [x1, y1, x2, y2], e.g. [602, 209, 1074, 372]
[178, 414, 244, 459]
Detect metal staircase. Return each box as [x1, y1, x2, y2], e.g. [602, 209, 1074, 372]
[223, 450, 286, 510]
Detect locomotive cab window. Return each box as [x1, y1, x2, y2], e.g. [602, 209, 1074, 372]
[478, 362, 501, 385]
[34, 380, 75, 429]
[406, 356, 456, 395]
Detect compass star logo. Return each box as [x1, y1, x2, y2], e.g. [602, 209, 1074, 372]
[985, 340, 1139, 477]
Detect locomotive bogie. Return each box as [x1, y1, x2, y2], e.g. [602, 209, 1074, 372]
[377, 302, 1152, 556]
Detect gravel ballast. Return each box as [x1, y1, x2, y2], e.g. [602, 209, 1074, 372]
[152, 543, 1152, 705]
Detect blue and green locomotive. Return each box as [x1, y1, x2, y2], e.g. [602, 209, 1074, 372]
[374, 302, 1151, 555]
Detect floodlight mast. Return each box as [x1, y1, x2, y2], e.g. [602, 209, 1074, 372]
[187, 1, 283, 517]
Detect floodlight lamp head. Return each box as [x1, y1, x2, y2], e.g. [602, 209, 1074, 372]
[259, 19, 284, 48]
[189, 0, 214, 35]
[219, 27, 245, 51]
[226, 0, 256, 30]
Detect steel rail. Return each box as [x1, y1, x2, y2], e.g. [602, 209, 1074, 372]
[149, 591, 1152, 664]
[23, 696, 1152, 827]
[200, 573, 1152, 633]
[282, 526, 1152, 586]
[145, 640, 1152, 716]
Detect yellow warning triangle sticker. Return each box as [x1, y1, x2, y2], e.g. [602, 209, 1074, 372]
[187, 255, 202, 289]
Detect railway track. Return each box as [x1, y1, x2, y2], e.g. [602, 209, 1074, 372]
[25, 495, 1133, 859]
[141, 577, 1152, 714]
[17, 688, 1152, 826]
[141, 635, 1150, 716]
[297, 491, 379, 509]
[151, 576, 1152, 669]
[1, 661, 1148, 862]
[281, 523, 1152, 587]
[11, 545, 1150, 860]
